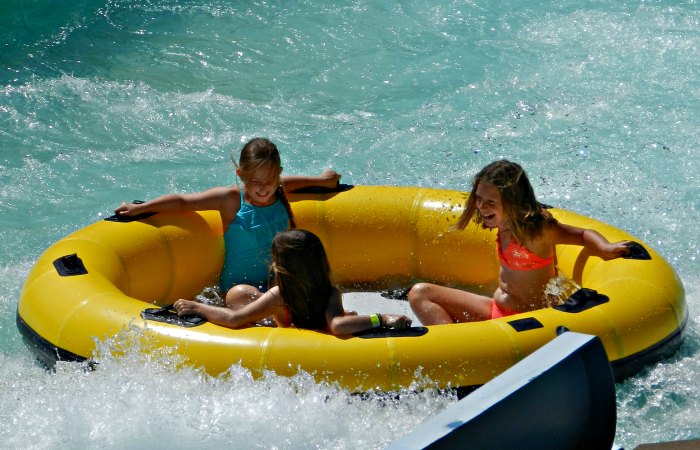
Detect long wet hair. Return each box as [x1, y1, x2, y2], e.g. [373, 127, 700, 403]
[455, 160, 555, 243]
[271, 229, 333, 329]
[233, 137, 296, 227]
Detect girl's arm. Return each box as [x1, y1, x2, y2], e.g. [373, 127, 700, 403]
[325, 288, 413, 335]
[281, 169, 341, 193]
[328, 313, 413, 335]
[174, 287, 286, 329]
[550, 222, 630, 260]
[115, 186, 237, 216]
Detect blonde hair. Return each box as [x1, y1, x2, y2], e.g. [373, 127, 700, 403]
[455, 160, 555, 244]
[233, 137, 282, 180]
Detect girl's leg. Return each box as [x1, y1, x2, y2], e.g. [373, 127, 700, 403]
[225, 284, 277, 327]
[408, 282, 492, 325]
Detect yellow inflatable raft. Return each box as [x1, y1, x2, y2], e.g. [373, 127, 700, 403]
[17, 185, 687, 393]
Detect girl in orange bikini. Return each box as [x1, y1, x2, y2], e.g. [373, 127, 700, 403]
[408, 160, 631, 325]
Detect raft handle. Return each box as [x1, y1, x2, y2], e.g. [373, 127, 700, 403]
[554, 288, 609, 313]
[141, 304, 207, 328]
[290, 183, 354, 194]
[53, 254, 88, 276]
[623, 242, 651, 260]
[104, 200, 157, 223]
[507, 317, 544, 332]
[356, 326, 429, 339]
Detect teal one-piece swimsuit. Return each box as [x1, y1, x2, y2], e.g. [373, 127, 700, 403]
[219, 190, 290, 292]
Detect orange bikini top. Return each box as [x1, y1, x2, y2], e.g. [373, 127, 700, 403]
[497, 234, 554, 271]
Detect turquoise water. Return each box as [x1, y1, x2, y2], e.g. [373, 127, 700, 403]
[1, 0, 698, 448]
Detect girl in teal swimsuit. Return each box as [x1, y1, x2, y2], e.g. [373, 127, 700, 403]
[408, 160, 631, 325]
[115, 137, 341, 307]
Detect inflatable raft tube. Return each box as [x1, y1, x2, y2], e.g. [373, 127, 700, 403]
[17, 185, 687, 393]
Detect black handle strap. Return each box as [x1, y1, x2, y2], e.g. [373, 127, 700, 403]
[53, 254, 88, 276]
[623, 241, 651, 260]
[289, 183, 354, 194]
[141, 305, 207, 327]
[104, 200, 157, 222]
[554, 288, 610, 313]
[355, 326, 429, 339]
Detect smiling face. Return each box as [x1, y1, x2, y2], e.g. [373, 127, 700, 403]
[238, 165, 282, 206]
[474, 181, 507, 230]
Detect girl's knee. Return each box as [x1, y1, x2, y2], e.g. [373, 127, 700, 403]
[407, 283, 433, 305]
[225, 284, 260, 308]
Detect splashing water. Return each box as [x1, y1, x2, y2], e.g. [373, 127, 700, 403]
[544, 275, 582, 307]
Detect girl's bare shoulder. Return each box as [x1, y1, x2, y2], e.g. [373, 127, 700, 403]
[541, 220, 586, 246]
